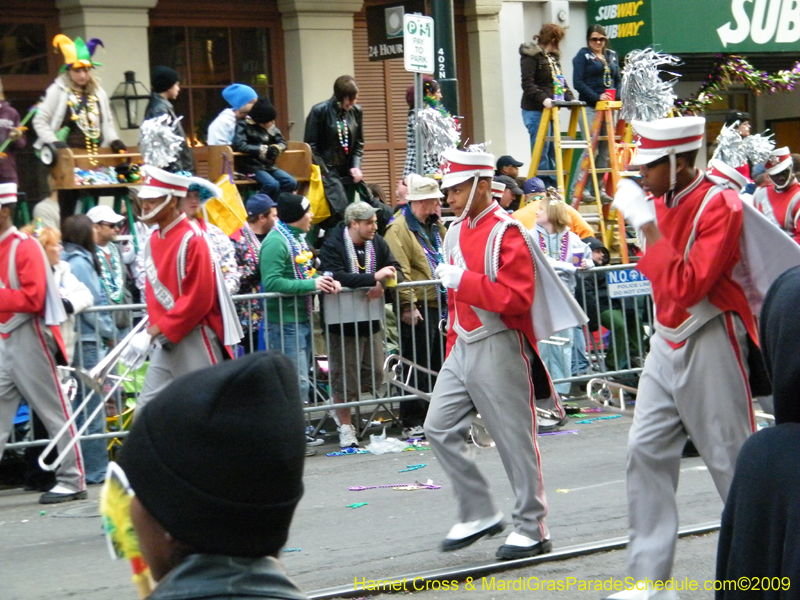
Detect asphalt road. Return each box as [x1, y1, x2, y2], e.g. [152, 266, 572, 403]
[0, 406, 736, 600]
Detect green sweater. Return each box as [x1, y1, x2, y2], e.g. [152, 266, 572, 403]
[259, 225, 317, 323]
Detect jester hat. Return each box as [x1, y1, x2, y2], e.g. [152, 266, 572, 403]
[53, 34, 103, 72]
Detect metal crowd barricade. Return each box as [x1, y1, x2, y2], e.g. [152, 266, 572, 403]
[2, 264, 654, 456]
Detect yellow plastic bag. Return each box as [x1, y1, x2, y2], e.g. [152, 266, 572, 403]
[205, 173, 247, 236]
[308, 164, 331, 225]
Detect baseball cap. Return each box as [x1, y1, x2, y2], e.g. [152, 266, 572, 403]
[344, 201, 379, 223]
[245, 194, 276, 217]
[522, 177, 546, 195]
[494, 175, 523, 196]
[86, 204, 125, 224]
[496, 155, 524, 170]
[405, 174, 444, 201]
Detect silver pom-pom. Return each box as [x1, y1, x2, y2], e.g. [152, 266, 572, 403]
[139, 114, 184, 168]
[465, 141, 490, 153]
[742, 132, 775, 165]
[416, 106, 460, 163]
[620, 48, 681, 122]
[712, 122, 746, 168]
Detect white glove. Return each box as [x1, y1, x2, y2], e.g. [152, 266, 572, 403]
[120, 329, 153, 369]
[612, 178, 656, 230]
[435, 263, 465, 290]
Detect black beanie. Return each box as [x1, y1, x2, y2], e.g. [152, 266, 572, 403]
[117, 352, 306, 557]
[248, 97, 277, 124]
[277, 192, 311, 224]
[151, 66, 180, 94]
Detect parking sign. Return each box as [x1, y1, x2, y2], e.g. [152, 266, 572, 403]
[404, 14, 435, 73]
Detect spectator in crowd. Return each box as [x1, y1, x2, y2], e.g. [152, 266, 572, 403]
[531, 191, 592, 395]
[396, 177, 409, 205]
[61, 214, 116, 484]
[180, 178, 241, 294]
[144, 66, 194, 174]
[34, 35, 125, 216]
[519, 23, 573, 187]
[0, 181, 87, 504]
[206, 84, 258, 146]
[384, 174, 446, 439]
[319, 202, 402, 448]
[754, 147, 800, 245]
[86, 205, 131, 332]
[493, 175, 523, 212]
[403, 77, 459, 178]
[513, 179, 594, 239]
[232, 97, 296, 198]
[33, 192, 61, 231]
[304, 75, 364, 206]
[230, 194, 277, 354]
[724, 110, 751, 138]
[752, 164, 771, 189]
[0, 78, 26, 184]
[495, 155, 524, 179]
[715, 266, 800, 597]
[575, 237, 645, 374]
[116, 353, 308, 600]
[572, 24, 621, 180]
[260, 193, 340, 453]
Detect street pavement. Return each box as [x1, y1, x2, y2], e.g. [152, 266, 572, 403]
[0, 403, 739, 600]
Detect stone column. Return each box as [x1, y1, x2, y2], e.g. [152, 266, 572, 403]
[464, 0, 505, 150]
[56, 0, 158, 145]
[278, 0, 364, 141]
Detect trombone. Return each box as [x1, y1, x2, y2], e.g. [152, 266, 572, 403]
[38, 317, 150, 472]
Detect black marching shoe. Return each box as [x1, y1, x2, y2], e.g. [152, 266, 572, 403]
[496, 532, 553, 560]
[39, 485, 88, 505]
[441, 512, 505, 552]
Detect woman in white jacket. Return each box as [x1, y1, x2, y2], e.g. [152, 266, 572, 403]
[531, 191, 592, 394]
[21, 223, 93, 365]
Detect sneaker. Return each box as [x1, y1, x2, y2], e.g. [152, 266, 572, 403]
[402, 425, 425, 440]
[338, 424, 359, 448]
[306, 435, 324, 446]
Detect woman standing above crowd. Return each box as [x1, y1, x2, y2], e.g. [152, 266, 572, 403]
[519, 23, 574, 188]
[572, 25, 621, 177]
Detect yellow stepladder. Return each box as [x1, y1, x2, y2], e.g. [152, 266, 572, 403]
[528, 99, 606, 242]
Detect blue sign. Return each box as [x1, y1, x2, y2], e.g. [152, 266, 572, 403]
[606, 268, 652, 298]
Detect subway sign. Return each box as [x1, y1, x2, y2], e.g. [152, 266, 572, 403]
[590, 0, 799, 59]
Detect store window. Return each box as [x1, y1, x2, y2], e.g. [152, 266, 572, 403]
[149, 26, 274, 144]
[0, 23, 49, 75]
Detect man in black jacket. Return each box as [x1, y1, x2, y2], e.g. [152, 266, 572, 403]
[319, 202, 402, 448]
[304, 75, 364, 211]
[144, 66, 195, 174]
[232, 97, 296, 197]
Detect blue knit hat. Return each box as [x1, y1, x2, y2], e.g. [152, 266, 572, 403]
[222, 84, 258, 111]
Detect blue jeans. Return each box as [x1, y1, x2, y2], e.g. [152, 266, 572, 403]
[254, 168, 297, 198]
[537, 327, 573, 395]
[265, 322, 312, 403]
[72, 341, 109, 484]
[522, 109, 556, 188]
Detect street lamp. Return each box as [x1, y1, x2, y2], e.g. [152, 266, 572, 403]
[110, 71, 151, 130]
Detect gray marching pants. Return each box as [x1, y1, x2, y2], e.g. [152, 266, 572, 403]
[626, 313, 754, 582]
[137, 326, 225, 414]
[0, 319, 85, 492]
[425, 329, 550, 542]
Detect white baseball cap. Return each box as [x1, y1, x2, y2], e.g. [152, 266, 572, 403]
[86, 204, 125, 224]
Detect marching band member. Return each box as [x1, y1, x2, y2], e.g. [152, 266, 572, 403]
[753, 147, 800, 245]
[425, 148, 581, 560]
[0, 182, 87, 504]
[609, 117, 781, 600]
[126, 167, 241, 414]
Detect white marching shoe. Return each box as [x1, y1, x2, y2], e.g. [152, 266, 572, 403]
[441, 512, 505, 551]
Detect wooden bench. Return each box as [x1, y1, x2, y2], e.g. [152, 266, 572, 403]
[206, 141, 313, 188]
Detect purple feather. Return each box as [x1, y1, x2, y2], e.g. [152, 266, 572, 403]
[86, 38, 104, 57]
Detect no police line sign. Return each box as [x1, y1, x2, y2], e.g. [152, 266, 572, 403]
[606, 268, 652, 298]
